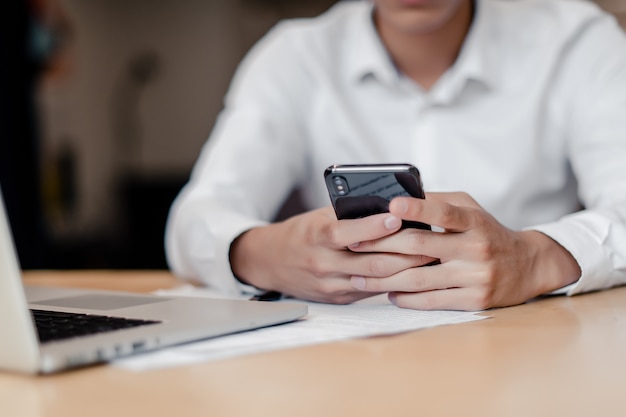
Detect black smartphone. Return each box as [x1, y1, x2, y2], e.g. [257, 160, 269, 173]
[324, 163, 430, 230]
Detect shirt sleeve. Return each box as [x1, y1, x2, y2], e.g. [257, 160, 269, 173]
[528, 14, 626, 295]
[164, 23, 312, 294]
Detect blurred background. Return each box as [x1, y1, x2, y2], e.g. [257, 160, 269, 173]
[1, 0, 625, 271]
[2, 0, 338, 270]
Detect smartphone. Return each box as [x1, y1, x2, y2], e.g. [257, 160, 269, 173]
[324, 163, 430, 230]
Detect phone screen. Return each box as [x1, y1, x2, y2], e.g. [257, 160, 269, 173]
[324, 164, 429, 230]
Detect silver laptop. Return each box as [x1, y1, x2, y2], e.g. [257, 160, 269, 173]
[0, 190, 307, 374]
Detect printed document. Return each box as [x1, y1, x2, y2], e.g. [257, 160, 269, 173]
[114, 285, 488, 371]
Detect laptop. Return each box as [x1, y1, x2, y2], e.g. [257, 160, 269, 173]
[0, 190, 307, 374]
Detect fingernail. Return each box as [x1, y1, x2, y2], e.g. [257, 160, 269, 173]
[384, 215, 401, 230]
[348, 242, 360, 249]
[351, 276, 366, 290]
[388, 292, 397, 304]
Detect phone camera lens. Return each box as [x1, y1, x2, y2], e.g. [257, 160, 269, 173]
[332, 176, 349, 196]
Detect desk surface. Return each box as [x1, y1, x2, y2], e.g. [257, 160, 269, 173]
[2, 270, 626, 417]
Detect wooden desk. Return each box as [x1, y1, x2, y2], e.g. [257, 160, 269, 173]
[2, 271, 626, 417]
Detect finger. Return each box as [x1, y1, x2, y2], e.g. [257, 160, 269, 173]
[304, 242, 428, 281]
[389, 287, 488, 312]
[296, 276, 380, 305]
[349, 228, 461, 262]
[350, 262, 473, 293]
[341, 251, 432, 279]
[389, 197, 477, 233]
[424, 191, 481, 208]
[320, 211, 403, 248]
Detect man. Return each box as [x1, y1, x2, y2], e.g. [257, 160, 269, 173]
[165, 0, 626, 310]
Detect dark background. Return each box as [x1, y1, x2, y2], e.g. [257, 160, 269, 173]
[1, 0, 331, 270]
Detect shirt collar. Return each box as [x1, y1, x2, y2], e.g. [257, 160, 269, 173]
[345, 1, 401, 86]
[452, 0, 498, 91]
[345, 0, 499, 92]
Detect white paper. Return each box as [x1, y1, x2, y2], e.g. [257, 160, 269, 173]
[113, 285, 488, 371]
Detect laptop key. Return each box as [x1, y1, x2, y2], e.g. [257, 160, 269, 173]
[30, 309, 161, 343]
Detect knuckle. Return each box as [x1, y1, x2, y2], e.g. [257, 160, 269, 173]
[472, 239, 495, 261]
[471, 210, 489, 229]
[406, 231, 428, 253]
[473, 265, 497, 287]
[471, 275, 497, 309]
[471, 290, 494, 311]
[330, 293, 357, 305]
[322, 222, 342, 246]
[459, 192, 473, 204]
[438, 203, 457, 224]
[314, 283, 355, 305]
[315, 279, 336, 294]
[304, 255, 333, 278]
[410, 273, 428, 291]
[367, 256, 387, 276]
[454, 191, 478, 208]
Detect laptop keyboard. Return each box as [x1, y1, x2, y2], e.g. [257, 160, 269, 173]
[30, 309, 161, 343]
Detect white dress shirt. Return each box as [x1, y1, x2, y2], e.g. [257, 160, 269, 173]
[165, 0, 626, 297]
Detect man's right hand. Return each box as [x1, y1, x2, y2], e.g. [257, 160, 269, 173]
[229, 206, 436, 304]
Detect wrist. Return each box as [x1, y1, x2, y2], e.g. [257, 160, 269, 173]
[229, 227, 272, 290]
[520, 230, 581, 294]
[229, 229, 256, 287]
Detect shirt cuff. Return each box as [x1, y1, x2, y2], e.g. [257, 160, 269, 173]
[168, 199, 268, 296]
[526, 210, 614, 296]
